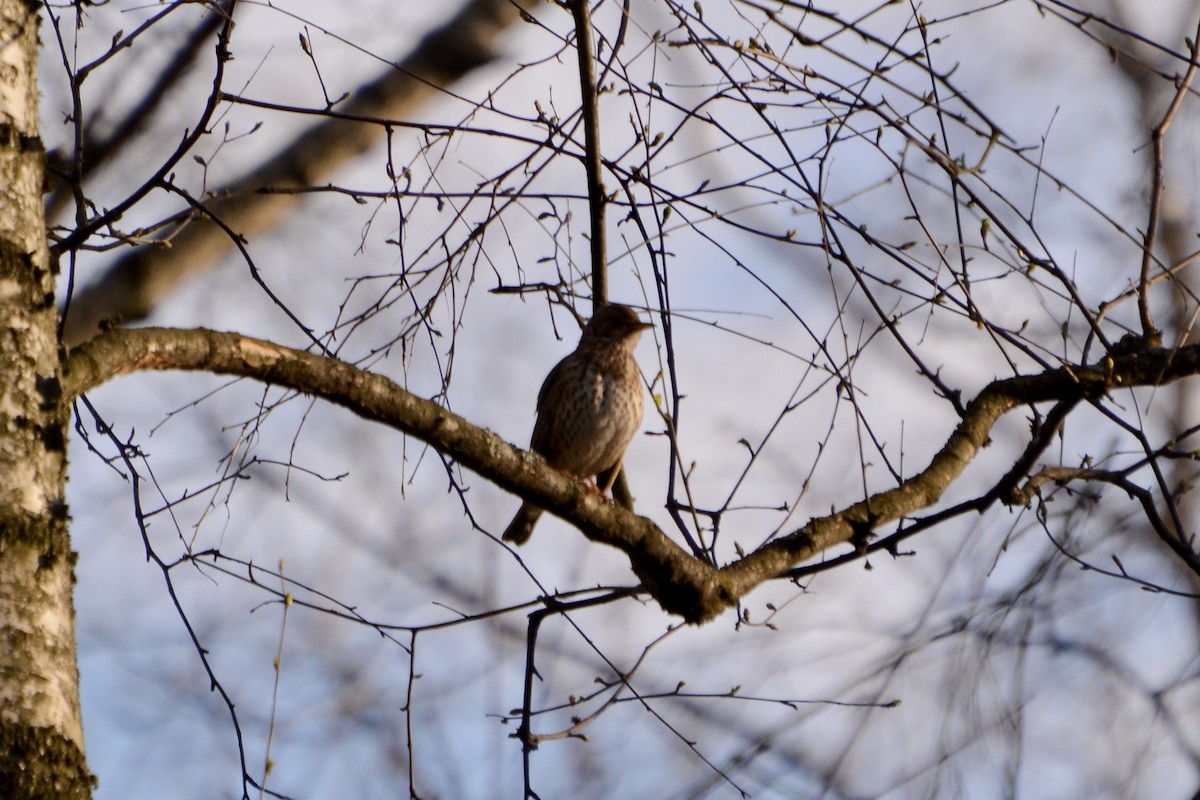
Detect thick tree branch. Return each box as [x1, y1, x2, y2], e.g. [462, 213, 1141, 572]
[62, 328, 1200, 622]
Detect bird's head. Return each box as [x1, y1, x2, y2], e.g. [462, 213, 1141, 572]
[581, 303, 653, 346]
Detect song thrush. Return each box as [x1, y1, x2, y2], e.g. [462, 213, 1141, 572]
[502, 303, 652, 545]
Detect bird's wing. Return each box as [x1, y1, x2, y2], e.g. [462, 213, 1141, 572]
[530, 354, 573, 454]
[536, 354, 572, 413]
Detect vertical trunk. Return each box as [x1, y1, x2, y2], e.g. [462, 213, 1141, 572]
[0, 1, 92, 797]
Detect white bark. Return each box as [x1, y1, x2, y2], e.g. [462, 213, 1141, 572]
[0, 1, 90, 796]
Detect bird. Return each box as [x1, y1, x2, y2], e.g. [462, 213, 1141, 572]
[502, 303, 653, 545]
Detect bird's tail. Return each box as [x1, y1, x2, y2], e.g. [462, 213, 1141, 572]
[502, 502, 543, 545]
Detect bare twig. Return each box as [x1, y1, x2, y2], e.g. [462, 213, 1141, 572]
[1136, 17, 1200, 339]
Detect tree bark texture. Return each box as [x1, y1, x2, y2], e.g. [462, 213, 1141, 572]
[0, 1, 92, 797]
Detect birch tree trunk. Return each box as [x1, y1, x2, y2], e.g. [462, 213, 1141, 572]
[0, 1, 91, 796]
